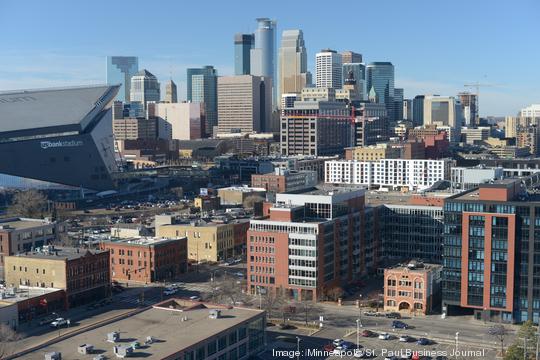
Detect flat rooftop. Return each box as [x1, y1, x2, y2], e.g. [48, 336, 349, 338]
[386, 262, 442, 272]
[10, 246, 106, 261]
[218, 186, 266, 193]
[0, 217, 53, 231]
[102, 237, 181, 246]
[286, 185, 365, 196]
[365, 190, 452, 207]
[0, 286, 62, 304]
[23, 300, 264, 360]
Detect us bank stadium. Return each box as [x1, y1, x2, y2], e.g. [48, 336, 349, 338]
[0, 85, 120, 192]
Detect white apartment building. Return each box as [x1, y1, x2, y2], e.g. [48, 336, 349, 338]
[520, 104, 540, 118]
[315, 49, 342, 89]
[325, 159, 453, 191]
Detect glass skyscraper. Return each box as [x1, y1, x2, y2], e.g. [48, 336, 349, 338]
[106, 56, 138, 102]
[129, 69, 160, 113]
[187, 66, 218, 137]
[366, 62, 395, 121]
[278, 29, 309, 103]
[234, 33, 254, 75]
[250, 18, 276, 107]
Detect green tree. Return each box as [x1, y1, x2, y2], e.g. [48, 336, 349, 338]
[8, 189, 49, 218]
[517, 320, 537, 356]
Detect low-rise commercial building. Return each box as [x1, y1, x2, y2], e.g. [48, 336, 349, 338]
[110, 224, 152, 239]
[4, 246, 110, 308]
[325, 158, 453, 191]
[384, 262, 442, 315]
[0, 286, 65, 326]
[217, 186, 267, 206]
[100, 237, 187, 283]
[0, 217, 59, 266]
[344, 144, 400, 161]
[20, 299, 266, 360]
[194, 195, 222, 212]
[450, 166, 504, 191]
[251, 168, 317, 195]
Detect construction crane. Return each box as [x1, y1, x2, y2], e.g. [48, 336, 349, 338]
[463, 81, 498, 125]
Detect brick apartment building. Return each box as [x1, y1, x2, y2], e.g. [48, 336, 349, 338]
[247, 186, 379, 301]
[4, 246, 110, 308]
[100, 237, 188, 283]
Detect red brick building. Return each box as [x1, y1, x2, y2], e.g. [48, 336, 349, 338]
[100, 237, 187, 283]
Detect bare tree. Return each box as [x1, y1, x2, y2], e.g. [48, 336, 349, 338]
[242, 195, 264, 209]
[261, 288, 287, 319]
[8, 189, 49, 218]
[0, 324, 21, 358]
[324, 285, 345, 302]
[488, 324, 510, 356]
[213, 274, 248, 305]
[295, 299, 321, 326]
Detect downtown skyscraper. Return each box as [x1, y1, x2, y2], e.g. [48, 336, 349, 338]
[106, 56, 138, 102]
[278, 30, 310, 103]
[366, 62, 395, 121]
[316, 49, 342, 89]
[130, 69, 160, 107]
[250, 18, 277, 106]
[187, 66, 218, 137]
[234, 33, 254, 75]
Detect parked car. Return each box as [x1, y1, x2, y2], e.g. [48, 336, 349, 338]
[362, 310, 377, 316]
[392, 320, 409, 329]
[50, 318, 68, 328]
[385, 312, 401, 319]
[164, 288, 177, 295]
[189, 295, 200, 301]
[361, 329, 375, 337]
[417, 337, 431, 345]
[378, 332, 390, 340]
[399, 335, 414, 342]
[323, 344, 335, 352]
[333, 339, 344, 347]
[39, 313, 59, 326]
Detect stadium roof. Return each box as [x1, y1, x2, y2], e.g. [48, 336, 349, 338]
[0, 85, 118, 135]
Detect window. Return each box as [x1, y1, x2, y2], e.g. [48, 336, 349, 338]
[229, 331, 237, 345]
[184, 351, 194, 360]
[207, 341, 217, 355]
[218, 335, 227, 350]
[238, 327, 247, 340]
[196, 346, 205, 360]
[238, 344, 247, 358]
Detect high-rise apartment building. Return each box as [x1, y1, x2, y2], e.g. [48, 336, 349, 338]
[316, 49, 342, 89]
[130, 69, 160, 108]
[247, 186, 377, 300]
[250, 18, 277, 106]
[106, 56, 138, 102]
[505, 116, 519, 138]
[234, 33, 254, 75]
[217, 75, 272, 134]
[458, 92, 478, 126]
[366, 62, 395, 120]
[442, 180, 540, 323]
[519, 104, 540, 118]
[187, 66, 218, 137]
[164, 79, 178, 103]
[278, 30, 309, 102]
[280, 99, 352, 156]
[340, 51, 362, 64]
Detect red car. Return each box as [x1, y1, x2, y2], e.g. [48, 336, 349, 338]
[323, 344, 335, 352]
[361, 330, 375, 337]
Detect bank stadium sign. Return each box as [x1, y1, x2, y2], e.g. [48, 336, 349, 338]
[40, 140, 84, 149]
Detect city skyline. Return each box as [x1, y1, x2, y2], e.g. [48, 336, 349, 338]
[0, 0, 539, 115]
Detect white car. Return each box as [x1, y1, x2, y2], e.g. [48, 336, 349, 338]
[378, 332, 390, 340]
[189, 295, 200, 301]
[332, 338, 344, 347]
[164, 288, 177, 295]
[399, 335, 412, 342]
[50, 318, 68, 328]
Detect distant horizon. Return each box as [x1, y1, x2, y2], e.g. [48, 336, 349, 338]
[0, 0, 539, 116]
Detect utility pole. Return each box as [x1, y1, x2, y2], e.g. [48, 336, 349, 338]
[455, 332, 459, 359]
[296, 337, 301, 360]
[356, 318, 360, 350]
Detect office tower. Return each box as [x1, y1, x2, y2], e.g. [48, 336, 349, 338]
[519, 104, 540, 118]
[403, 99, 413, 121]
[423, 95, 462, 130]
[281, 99, 352, 156]
[187, 66, 218, 137]
[154, 102, 203, 140]
[217, 75, 272, 134]
[250, 18, 276, 105]
[316, 49, 342, 89]
[247, 186, 375, 300]
[278, 29, 309, 102]
[458, 92, 478, 126]
[234, 33, 254, 75]
[340, 50, 362, 64]
[366, 62, 395, 120]
[281, 93, 298, 109]
[413, 95, 425, 126]
[394, 88, 404, 121]
[505, 116, 518, 138]
[342, 63, 366, 100]
[106, 56, 138, 102]
[130, 69, 160, 108]
[442, 179, 540, 323]
[336, 70, 361, 102]
[164, 79, 178, 103]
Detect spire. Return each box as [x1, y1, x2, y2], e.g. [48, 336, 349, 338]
[368, 86, 378, 103]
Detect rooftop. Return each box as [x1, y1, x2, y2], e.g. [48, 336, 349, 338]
[23, 300, 264, 360]
[10, 246, 106, 261]
[365, 190, 452, 207]
[218, 186, 266, 193]
[0, 217, 53, 231]
[386, 261, 442, 273]
[285, 185, 365, 196]
[0, 286, 63, 304]
[102, 237, 182, 247]
[0, 85, 118, 135]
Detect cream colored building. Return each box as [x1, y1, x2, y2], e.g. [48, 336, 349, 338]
[157, 222, 236, 262]
[278, 30, 310, 102]
[217, 186, 266, 206]
[505, 116, 519, 138]
[154, 102, 202, 140]
[423, 95, 462, 130]
[344, 144, 400, 161]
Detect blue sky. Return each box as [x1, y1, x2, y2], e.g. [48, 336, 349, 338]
[0, 0, 538, 116]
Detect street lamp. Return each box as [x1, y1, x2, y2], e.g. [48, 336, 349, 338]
[296, 336, 301, 360]
[455, 332, 459, 359]
[356, 319, 361, 350]
[257, 286, 262, 309]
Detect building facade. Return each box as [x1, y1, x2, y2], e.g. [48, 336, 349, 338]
[345, 144, 400, 161]
[187, 66, 218, 137]
[316, 49, 342, 89]
[422, 96, 462, 135]
[217, 75, 272, 134]
[164, 79, 178, 103]
[100, 237, 187, 283]
[325, 159, 452, 191]
[250, 18, 277, 106]
[251, 168, 317, 195]
[130, 69, 160, 108]
[278, 30, 309, 102]
[154, 102, 203, 140]
[366, 62, 395, 121]
[340, 51, 362, 64]
[235, 33, 254, 76]
[442, 180, 540, 323]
